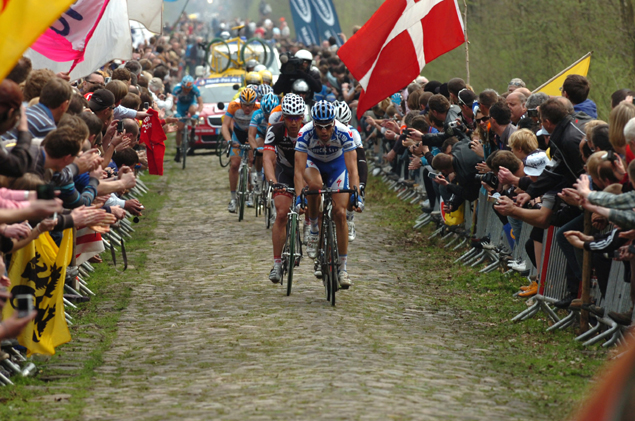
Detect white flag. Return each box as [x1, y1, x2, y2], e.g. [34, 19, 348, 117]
[128, 0, 163, 34]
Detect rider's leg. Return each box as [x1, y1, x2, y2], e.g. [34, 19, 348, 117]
[272, 194, 292, 261]
[332, 192, 349, 267]
[175, 122, 184, 146]
[229, 154, 241, 201]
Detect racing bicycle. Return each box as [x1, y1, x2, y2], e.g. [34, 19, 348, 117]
[178, 116, 197, 170]
[301, 186, 358, 306]
[272, 184, 303, 296]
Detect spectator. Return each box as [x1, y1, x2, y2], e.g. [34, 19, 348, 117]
[561, 74, 597, 118]
[506, 91, 527, 125]
[489, 100, 516, 150]
[0, 80, 33, 177]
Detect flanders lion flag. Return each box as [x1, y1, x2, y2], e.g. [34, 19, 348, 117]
[3, 229, 73, 356]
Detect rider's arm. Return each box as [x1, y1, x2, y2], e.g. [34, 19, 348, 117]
[196, 96, 204, 114]
[344, 150, 360, 193]
[263, 149, 277, 183]
[247, 126, 258, 150]
[294, 152, 308, 193]
[222, 115, 234, 143]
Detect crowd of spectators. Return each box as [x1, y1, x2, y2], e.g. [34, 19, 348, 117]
[361, 70, 635, 329]
[0, 15, 211, 352]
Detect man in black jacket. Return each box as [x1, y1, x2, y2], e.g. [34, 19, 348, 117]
[273, 50, 322, 96]
[431, 139, 483, 211]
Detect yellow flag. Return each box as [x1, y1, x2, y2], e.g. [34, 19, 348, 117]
[0, 0, 76, 81]
[533, 52, 592, 96]
[3, 229, 73, 357]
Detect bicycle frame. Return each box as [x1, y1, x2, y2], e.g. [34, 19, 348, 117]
[272, 184, 302, 296]
[236, 144, 252, 222]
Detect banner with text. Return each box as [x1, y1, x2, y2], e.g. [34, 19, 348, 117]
[310, 0, 343, 46]
[289, 0, 319, 46]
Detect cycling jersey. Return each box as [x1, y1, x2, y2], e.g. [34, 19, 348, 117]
[348, 125, 362, 149]
[264, 122, 298, 168]
[295, 120, 355, 163]
[250, 109, 269, 139]
[173, 83, 201, 117]
[226, 100, 260, 143]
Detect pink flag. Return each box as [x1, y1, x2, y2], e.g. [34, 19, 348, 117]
[338, 0, 465, 118]
[30, 0, 110, 71]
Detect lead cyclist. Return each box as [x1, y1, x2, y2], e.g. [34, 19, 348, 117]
[294, 101, 363, 288]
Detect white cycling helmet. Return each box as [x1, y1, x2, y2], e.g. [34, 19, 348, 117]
[334, 101, 352, 125]
[292, 79, 310, 94]
[295, 49, 313, 62]
[281, 93, 305, 116]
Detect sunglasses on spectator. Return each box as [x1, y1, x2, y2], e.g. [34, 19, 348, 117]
[284, 115, 303, 122]
[315, 122, 334, 130]
[476, 116, 489, 123]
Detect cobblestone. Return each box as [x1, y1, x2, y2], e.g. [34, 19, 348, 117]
[81, 152, 539, 420]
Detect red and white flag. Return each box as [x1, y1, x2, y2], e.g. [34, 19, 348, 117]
[338, 0, 465, 118]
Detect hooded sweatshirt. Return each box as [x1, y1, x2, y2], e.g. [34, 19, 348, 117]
[574, 98, 598, 119]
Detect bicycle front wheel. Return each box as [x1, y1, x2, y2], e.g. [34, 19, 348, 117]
[238, 165, 247, 221]
[327, 220, 338, 306]
[181, 130, 188, 170]
[219, 139, 230, 167]
[286, 213, 297, 296]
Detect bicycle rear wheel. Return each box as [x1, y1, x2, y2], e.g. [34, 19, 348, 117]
[238, 166, 247, 221]
[286, 213, 297, 296]
[264, 184, 273, 229]
[218, 139, 230, 167]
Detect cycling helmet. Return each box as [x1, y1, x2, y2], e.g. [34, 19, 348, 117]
[334, 101, 352, 125]
[281, 93, 305, 116]
[220, 31, 230, 40]
[295, 49, 313, 62]
[261, 92, 279, 114]
[259, 69, 273, 85]
[239, 87, 257, 105]
[246, 84, 259, 92]
[245, 71, 262, 85]
[253, 64, 267, 73]
[181, 75, 194, 89]
[292, 79, 310, 95]
[257, 84, 273, 99]
[311, 100, 335, 122]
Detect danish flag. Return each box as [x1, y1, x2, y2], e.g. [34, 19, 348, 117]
[338, 0, 465, 119]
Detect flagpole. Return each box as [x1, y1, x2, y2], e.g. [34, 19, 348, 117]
[532, 51, 593, 93]
[172, 0, 192, 28]
[462, 0, 470, 85]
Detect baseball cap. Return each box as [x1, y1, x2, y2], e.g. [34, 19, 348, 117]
[88, 89, 115, 112]
[524, 151, 549, 176]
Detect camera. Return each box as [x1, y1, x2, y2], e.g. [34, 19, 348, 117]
[474, 171, 499, 189]
[279, 52, 304, 75]
[527, 108, 539, 119]
[116, 120, 124, 133]
[428, 171, 440, 180]
[445, 120, 466, 137]
[16, 294, 33, 318]
[36, 184, 56, 200]
[143, 102, 149, 110]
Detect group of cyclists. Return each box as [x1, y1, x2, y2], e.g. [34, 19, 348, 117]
[172, 49, 367, 290]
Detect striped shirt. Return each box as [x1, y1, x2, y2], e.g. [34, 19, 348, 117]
[4, 103, 56, 140]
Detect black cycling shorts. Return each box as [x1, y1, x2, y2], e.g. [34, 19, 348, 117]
[274, 164, 295, 198]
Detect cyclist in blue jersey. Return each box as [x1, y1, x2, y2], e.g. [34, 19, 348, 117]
[294, 101, 363, 287]
[248, 91, 279, 191]
[172, 75, 203, 162]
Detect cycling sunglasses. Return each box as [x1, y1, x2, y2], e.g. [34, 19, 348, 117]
[314, 122, 334, 131]
[283, 115, 303, 122]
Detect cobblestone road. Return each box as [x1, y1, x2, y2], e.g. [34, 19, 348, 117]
[83, 152, 535, 420]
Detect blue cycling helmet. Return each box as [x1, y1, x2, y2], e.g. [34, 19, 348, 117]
[258, 84, 274, 99]
[182, 75, 194, 89]
[261, 92, 279, 114]
[311, 100, 335, 122]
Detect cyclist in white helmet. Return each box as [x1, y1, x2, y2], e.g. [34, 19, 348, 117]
[263, 94, 306, 283]
[334, 101, 366, 241]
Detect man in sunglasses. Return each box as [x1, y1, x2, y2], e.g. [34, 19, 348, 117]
[294, 101, 362, 288]
[263, 94, 305, 283]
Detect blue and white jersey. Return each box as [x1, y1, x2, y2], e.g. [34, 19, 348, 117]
[249, 109, 268, 138]
[295, 120, 355, 162]
[348, 125, 362, 149]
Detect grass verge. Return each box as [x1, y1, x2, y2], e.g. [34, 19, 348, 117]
[366, 174, 608, 420]
[0, 172, 169, 421]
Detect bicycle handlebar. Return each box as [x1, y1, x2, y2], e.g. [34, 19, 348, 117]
[300, 186, 359, 209]
[270, 182, 295, 194]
